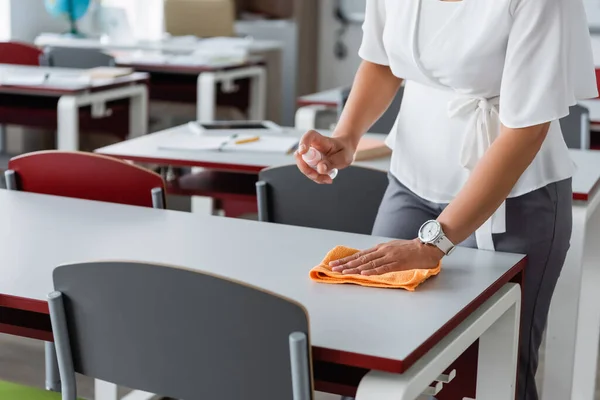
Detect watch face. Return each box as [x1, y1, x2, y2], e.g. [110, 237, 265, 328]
[419, 221, 441, 243]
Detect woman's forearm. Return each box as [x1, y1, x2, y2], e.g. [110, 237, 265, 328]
[437, 123, 551, 245]
[334, 61, 403, 148]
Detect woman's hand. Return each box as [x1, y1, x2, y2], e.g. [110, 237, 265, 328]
[294, 130, 357, 184]
[329, 239, 443, 276]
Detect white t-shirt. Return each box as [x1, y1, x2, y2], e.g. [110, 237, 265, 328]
[359, 0, 598, 250]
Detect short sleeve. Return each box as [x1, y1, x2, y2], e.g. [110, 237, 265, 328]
[358, 0, 389, 66]
[499, 0, 598, 129]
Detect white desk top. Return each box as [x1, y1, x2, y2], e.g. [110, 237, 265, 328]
[0, 64, 148, 94]
[96, 125, 391, 173]
[35, 34, 282, 55]
[0, 189, 524, 372]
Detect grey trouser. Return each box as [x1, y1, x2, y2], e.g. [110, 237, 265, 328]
[372, 173, 573, 400]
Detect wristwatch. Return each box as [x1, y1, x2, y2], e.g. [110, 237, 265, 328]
[418, 220, 456, 256]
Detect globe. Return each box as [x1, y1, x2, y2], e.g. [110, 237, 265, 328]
[44, 0, 91, 36]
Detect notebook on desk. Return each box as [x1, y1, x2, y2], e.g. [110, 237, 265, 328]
[0, 71, 91, 87]
[85, 67, 133, 79]
[158, 134, 298, 154]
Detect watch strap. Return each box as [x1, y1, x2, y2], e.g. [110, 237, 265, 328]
[434, 235, 455, 255]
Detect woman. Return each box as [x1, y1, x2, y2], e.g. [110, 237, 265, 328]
[295, 0, 597, 399]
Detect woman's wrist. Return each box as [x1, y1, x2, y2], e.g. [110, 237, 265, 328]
[332, 127, 362, 151]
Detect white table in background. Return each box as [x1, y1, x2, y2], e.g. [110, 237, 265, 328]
[0, 190, 524, 400]
[0, 64, 148, 151]
[114, 54, 267, 122]
[35, 34, 281, 123]
[95, 124, 390, 172]
[543, 150, 600, 400]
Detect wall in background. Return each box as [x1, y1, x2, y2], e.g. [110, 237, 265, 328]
[0, 0, 10, 41]
[7, 0, 97, 43]
[9, 0, 69, 42]
[585, 0, 600, 32]
[317, 0, 362, 91]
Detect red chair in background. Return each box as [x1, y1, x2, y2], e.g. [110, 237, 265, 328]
[0, 42, 44, 66]
[4, 151, 165, 208]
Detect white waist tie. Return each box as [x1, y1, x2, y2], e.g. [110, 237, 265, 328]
[448, 96, 505, 251]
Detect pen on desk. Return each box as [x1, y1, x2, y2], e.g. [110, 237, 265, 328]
[234, 136, 260, 145]
[287, 142, 300, 155]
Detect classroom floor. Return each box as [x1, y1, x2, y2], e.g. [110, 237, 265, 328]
[0, 333, 599, 399]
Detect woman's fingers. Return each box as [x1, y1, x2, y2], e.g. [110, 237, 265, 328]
[300, 130, 334, 154]
[340, 255, 388, 275]
[330, 246, 380, 269]
[294, 151, 333, 184]
[360, 264, 395, 276]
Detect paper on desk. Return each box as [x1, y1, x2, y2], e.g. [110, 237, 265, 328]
[159, 134, 298, 154]
[46, 73, 91, 86]
[0, 71, 47, 86]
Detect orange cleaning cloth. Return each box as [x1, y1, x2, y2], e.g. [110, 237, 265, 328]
[309, 246, 441, 291]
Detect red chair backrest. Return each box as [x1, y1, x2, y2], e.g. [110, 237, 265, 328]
[8, 151, 165, 208]
[0, 42, 44, 66]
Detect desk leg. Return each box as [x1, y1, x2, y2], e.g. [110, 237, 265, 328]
[57, 95, 79, 151]
[44, 342, 60, 392]
[544, 199, 600, 400]
[249, 67, 267, 120]
[197, 72, 217, 122]
[543, 204, 587, 400]
[475, 293, 520, 399]
[355, 284, 520, 400]
[129, 85, 148, 139]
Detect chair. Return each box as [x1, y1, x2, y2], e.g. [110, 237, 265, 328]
[4, 151, 165, 208]
[1, 151, 166, 398]
[0, 42, 44, 66]
[256, 164, 389, 235]
[560, 104, 590, 150]
[40, 47, 116, 69]
[48, 261, 312, 400]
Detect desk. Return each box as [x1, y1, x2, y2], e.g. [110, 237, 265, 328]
[96, 125, 390, 173]
[95, 125, 389, 216]
[115, 56, 266, 122]
[0, 189, 524, 399]
[0, 65, 149, 151]
[35, 35, 283, 123]
[543, 150, 600, 400]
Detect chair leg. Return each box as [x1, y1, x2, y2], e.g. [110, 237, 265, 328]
[44, 342, 61, 392]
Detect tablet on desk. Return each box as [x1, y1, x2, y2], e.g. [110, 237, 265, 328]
[188, 120, 283, 135]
